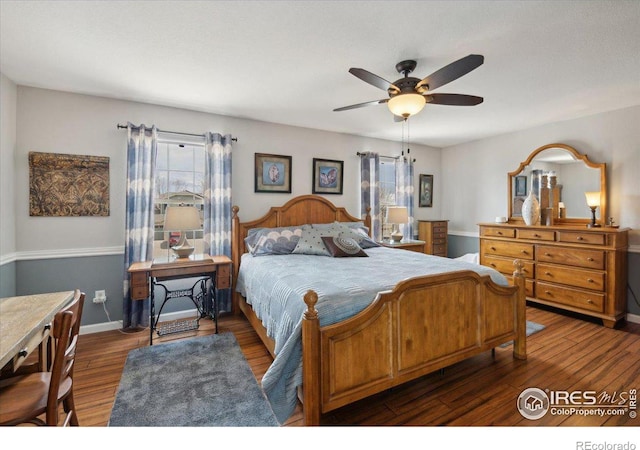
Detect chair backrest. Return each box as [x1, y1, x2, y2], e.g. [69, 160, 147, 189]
[46, 290, 85, 424]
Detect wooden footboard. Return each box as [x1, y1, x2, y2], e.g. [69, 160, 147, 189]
[301, 262, 527, 426]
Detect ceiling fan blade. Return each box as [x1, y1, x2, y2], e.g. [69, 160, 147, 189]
[333, 98, 389, 112]
[416, 54, 484, 91]
[349, 68, 400, 94]
[426, 93, 484, 106]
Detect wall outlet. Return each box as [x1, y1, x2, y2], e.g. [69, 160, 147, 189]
[93, 290, 107, 304]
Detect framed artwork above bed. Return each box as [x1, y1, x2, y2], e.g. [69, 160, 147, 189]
[255, 153, 292, 193]
[312, 158, 343, 195]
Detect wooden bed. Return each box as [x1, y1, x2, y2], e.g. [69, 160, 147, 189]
[231, 195, 526, 425]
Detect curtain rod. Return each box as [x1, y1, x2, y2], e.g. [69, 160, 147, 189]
[117, 124, 237, 142]
[356, 151, 400, 160]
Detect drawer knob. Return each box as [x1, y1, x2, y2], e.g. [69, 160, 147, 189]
[534, 233, 540, 238]
[545, 290, 552, 295]
[521, 250, 528, 254]
[490, 263, 496, 267]
[587, 257, 594, 262]
[577, 236, 584, 241]
[490, 247, 496, 251]
[587, 278, 594, 283]
[18, 348, 28, 358]
[497, 231, 503, 235]
[545, 272, 552, 276]
[587, 299, 594, 304]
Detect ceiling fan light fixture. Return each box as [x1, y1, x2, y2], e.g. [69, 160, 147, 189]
[387, 93, 426, 118]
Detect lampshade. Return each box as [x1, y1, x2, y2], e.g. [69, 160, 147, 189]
[387, 93, 426, 118]
[584, 192, 600, 208]
[386, 206, 409, 224]
[163, 206, 201, 231]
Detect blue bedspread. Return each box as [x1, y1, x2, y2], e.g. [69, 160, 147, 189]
[235, 247, 508, 423]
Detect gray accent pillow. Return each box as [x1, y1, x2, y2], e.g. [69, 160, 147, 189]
[313, 221, 380, 249]
[245, 226, 303, 256]
[291, 224, 333, 256]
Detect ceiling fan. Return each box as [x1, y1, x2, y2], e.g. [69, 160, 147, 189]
[333, 54, 484, 120]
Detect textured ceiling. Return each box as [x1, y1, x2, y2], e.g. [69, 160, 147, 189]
[1, 1, 639, 147]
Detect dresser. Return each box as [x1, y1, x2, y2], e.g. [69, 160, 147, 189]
[478, 223, 628, 328]
[417, 220, 448, 256]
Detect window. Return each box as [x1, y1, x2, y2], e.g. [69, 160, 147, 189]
[153, 140, 205, 258]
[379, 157, 396, 238]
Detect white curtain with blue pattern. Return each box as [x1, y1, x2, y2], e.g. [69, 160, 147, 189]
[204, 133, 233, 312]
[123, 123, 157, 329]
[360, 152, 381, 241]
[395, 156, 415, 240]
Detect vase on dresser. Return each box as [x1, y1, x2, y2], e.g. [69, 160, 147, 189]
[521, 190, 540, 226]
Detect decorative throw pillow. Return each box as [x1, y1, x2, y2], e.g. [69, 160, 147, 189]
[321, 236, 368, 257]
[291, 224, 332, 256]
[244, 226, 303, 256]
[313, 221, 380, 249]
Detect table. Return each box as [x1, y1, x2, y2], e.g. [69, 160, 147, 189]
[128, 255, 232, 345]
[378, 239, 426, 253]
[0, 291, 75, 372]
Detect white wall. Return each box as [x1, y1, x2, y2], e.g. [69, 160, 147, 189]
[13, 86, 441, 254]
[442, 106, 640, 247]
[0, 73, 17, 259]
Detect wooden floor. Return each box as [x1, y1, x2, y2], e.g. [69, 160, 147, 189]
[72, 304, 640, 427]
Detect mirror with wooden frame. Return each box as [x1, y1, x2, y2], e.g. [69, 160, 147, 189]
[508, 143, 606, 225]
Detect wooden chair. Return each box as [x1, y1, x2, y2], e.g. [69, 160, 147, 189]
[0, 290, 85, 426]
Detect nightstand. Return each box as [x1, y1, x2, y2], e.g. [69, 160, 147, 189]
[378, 239, 426, 253]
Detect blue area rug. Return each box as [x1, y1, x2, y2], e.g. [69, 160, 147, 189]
[108, 333, 279, 427]
[499, 321, 545, 348]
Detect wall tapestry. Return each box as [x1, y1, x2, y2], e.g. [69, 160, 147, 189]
[29, 151, 110, 216]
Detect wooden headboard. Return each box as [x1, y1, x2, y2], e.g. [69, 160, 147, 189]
[231, 195, 371, 303]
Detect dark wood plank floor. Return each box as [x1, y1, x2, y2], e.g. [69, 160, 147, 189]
[72, 305, 640, 427]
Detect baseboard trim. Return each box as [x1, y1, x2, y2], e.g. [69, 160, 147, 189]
[79, 308, 199, 335]
[626, 312, 640, 324]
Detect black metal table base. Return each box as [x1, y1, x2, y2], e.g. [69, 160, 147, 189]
[149, 275, 218, 345]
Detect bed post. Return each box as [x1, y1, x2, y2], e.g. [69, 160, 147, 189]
[231, 205, 240, 315]
[302, 290, 321, 426]
[512, 259, 527, 360]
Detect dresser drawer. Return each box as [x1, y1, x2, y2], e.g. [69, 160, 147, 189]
[432, 244, 446, 255]
[536, 263, 605, 291]
[483, 255, 534, 278]
[130, 272, 148, 287]
[537, 281, 604, 313]
[557, 231, 606, 246]
[131, 285, 149, 300]
[481, 227, 515, 238]
[481, 239, 534, 260]
[537, 245, 605, 270]
[504, 275, 535, 297]
[216, 264, 231, 289]
[517, 229, 555, 241]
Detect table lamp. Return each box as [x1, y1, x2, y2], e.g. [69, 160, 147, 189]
[163, 206, 202, 258]
[584, 191, 601, 228]
[386, 206, 408, 242]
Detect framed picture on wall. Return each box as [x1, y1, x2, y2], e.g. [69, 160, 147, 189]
[312, 158, 343, 195]
[419, 174, 433, 207]
[254, 153, 292, 193]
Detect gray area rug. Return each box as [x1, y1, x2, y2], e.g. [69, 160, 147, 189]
[108, 333, 279, 427]
[499, 321, 545, 348]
